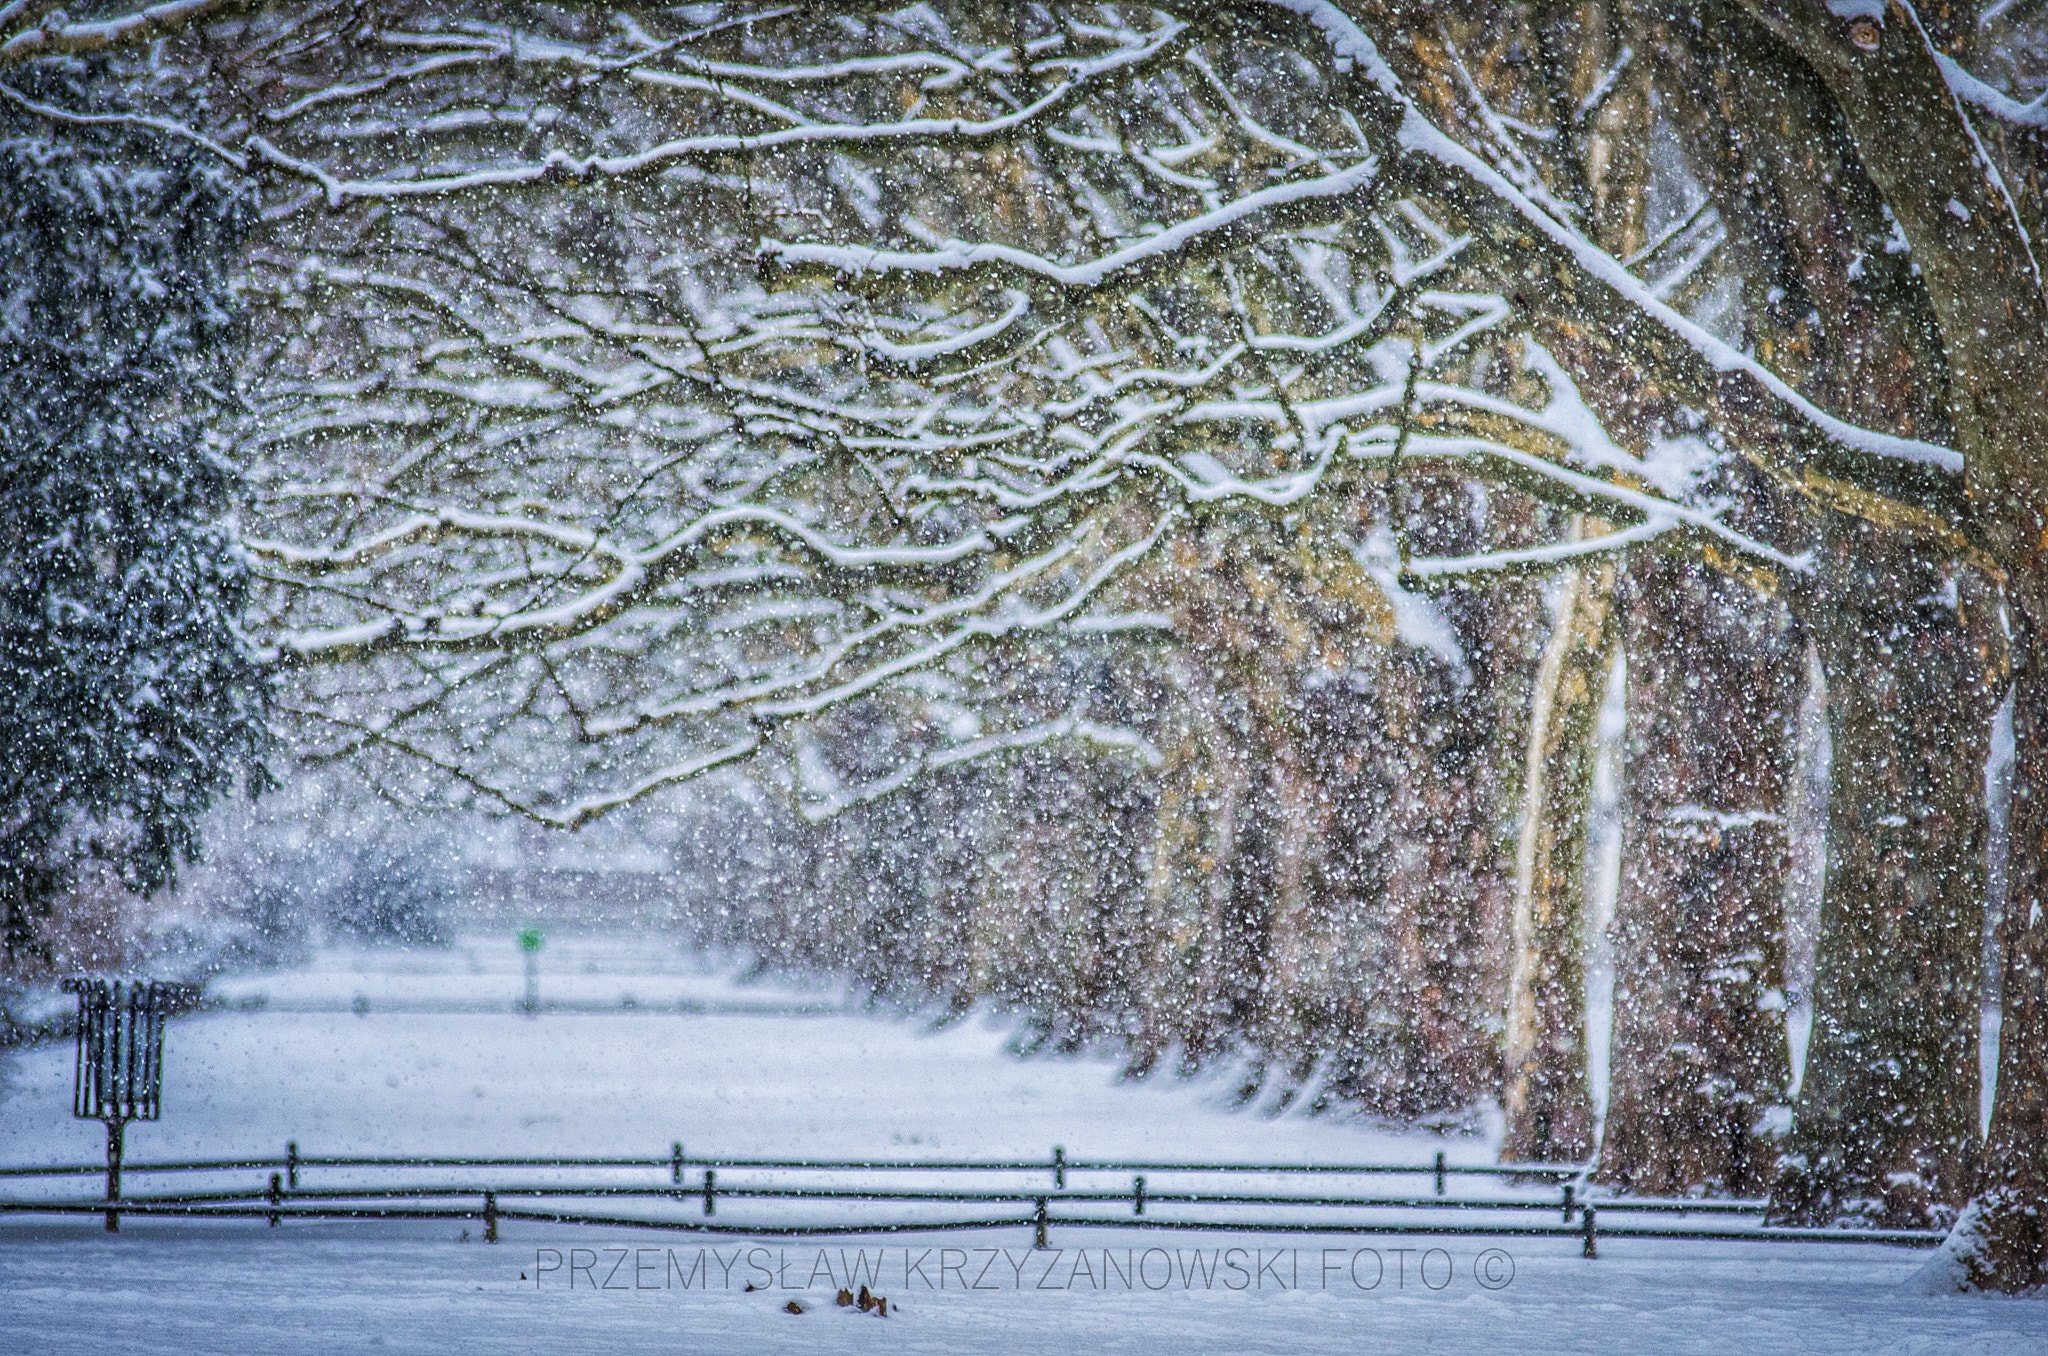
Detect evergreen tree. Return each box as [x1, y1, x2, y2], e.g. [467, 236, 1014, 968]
[0, 71, 269, 970]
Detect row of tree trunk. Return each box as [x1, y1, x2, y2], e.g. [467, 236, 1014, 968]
[684, 477, 2002, 1235]
[1422, 0, 2017, 1240]
[695, 488, 2002, 1232]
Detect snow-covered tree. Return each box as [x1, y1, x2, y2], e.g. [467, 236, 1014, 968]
[205, 0, 1752, 1130]
[0, 58, 270, 971]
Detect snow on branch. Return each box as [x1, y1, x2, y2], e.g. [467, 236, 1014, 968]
[245, 15, 1193, 206]
[256, 502, 1006, 664]
[1401, 519, 1670, 579]
[0, 79, 249, 166]
[760, 153, 1384, 294]
[794, 711, 1162, 823]
[1260, 0, 1967, 475]
[1934, 53, 2048, 130]
[217, 0, 1819, 821]
[0, 0, 238, 64]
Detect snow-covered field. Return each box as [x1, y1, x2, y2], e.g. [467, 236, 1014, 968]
[2, 934, 2043, 1354]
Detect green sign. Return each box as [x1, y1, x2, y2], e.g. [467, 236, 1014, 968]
[517, 928, 544, 953]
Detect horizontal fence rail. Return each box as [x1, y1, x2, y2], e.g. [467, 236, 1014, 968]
[0, 1152, 1581, 1177]
[0, 1144, 1947, 1254]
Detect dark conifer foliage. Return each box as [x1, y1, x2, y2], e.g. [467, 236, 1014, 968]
[0, 65, 269, 968]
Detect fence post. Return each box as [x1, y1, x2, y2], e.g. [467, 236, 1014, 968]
[1052, 1146, 1066, 1191]
[1133, 1174, 1146, 1216]
[702, 1169, 716, 1217]
[1581, 1205, 1597, 1259]
[484, 1191, 498, 1244]
[268, 1172, 283, 1228]
[1433, 1150, 1445, 1197]
[672, 1142, 683, 1186]
[103, 1119, 125, 1234]
[287, 1141, 300, 1190]
[1562, 1183, 1575, 1223]
[1033, 1198, 1048, 1249]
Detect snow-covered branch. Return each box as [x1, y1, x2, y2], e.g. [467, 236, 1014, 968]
[0, 0, 239, 64]
[1935, 53, 2048, 130]
[1259, 0, 1967, 475]
[200, 0, 1831, 819]
[794, 711, 1162, 822]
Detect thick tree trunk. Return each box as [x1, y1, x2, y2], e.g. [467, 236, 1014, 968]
[1728, 5, 2048, 1284]
[1597, 552, 1800, 1196]
[1940, 563, 2048, 1288]
[1366, 643, 1521, 1120]
[1503, 544, 1615, 1163]
[1772, 518, 1996, 1227]
[1610, 6, 2006, 1229]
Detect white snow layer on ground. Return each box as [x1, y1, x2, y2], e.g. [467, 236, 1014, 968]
[0, 934, 2043, 1355]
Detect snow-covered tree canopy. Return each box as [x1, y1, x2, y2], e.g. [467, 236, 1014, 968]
[39, 0, 1937, 825]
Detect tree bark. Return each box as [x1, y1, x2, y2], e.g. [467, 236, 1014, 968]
[1362, 638, 1524, 1120]
[1598, 552, 1800, 1196]
[1946, 562, 2048, 1287]
[1691, 2, 2048, 1266]
[1771, 520, 1996, 1227]
[1503, 538, 1615, 1163]
[1608, 5, 2004, 1228]
[1324, 484, 1542, 1123]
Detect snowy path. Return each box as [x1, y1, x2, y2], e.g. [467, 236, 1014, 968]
[1, 935, 2043, 1354]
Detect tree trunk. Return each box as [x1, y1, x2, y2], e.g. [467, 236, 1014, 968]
[1772, 518, 1996, 1227]
[1719, 3, 2048, 1283]
[1939, 562, 2048, 1287]
[1610, 7, 2006, 1229]
[1503, 541, 1615, 1163]
[1598, 552, 1800, 1196]
[1366, 642, 1520, 1120]
[1325, 485, 1541, 1124]
[1130, 640, 1262, 1075]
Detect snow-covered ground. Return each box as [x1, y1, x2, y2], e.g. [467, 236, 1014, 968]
[2, 934, 2043, 1354]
